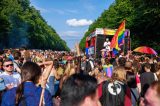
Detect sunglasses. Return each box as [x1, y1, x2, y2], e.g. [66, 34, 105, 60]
[5, 64, 13, 67]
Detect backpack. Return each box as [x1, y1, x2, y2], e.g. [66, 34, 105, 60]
[100, 80, 128, 106]
[84, 60, 93, 74]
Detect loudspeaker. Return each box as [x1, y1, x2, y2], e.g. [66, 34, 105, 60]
[124, 36, 131, 55]
[95, 34, 106, 58]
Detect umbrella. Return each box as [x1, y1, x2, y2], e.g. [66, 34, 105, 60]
[133, 46, 157, 55]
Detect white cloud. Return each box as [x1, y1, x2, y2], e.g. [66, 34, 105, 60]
[61, 31, 81, 37]
[66, 19, 93, 27]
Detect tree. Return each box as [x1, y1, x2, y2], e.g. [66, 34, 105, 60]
[0, 0, 69, 51]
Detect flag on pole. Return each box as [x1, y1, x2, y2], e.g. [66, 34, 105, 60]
[110, 20, 125, 55]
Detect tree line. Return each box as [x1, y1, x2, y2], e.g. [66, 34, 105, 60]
[0, 0, 69, 51]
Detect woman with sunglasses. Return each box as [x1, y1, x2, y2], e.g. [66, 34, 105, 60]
[0, 58, 21, 90]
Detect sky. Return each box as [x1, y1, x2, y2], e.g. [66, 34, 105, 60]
[30, 0, 115, 50]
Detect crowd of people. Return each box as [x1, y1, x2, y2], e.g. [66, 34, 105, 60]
[0, 47, 160, 106]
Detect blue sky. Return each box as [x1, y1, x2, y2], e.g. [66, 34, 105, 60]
[30, 0, 115, 49]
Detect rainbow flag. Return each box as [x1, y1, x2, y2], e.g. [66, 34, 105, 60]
[110, 20, 125, 55]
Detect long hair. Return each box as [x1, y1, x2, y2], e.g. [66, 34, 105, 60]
[112, 66, 126, 82]
[126, 71, 137, 88]
[15, 62, 42, 105]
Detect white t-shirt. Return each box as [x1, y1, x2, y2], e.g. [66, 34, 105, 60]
[104, 41, 111, 51]
[0, 71, 21, 87]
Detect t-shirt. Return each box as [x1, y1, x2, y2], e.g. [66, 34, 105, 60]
[136, 75, 140, 84]
[140, 72, 155, 97]
[104, 41, 111, 51]
[130, 88, 139, 106]
[0, 70, 3, 74]
[1, 82, 53, 106]
[13, 61, 21, 72]
[81, 61, 86, 71]
[84, 60, 94, 74]
[46, 76, 55, 96]
[0, 71, 21, 87]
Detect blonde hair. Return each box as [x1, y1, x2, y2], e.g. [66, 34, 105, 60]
[112, 66, 126, 82]
[64, 62, 76, 76]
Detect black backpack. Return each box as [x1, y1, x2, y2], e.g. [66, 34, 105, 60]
[100, 80, 126, 106]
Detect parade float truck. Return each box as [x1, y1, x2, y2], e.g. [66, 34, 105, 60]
[85, 28, 131, 58]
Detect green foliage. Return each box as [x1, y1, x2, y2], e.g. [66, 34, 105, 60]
[0, 0, 69, 51]
[80, 0, 160, 53]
